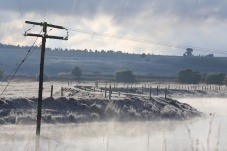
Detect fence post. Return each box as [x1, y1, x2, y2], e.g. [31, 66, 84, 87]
[109, 85, 112, 100]
[50, 85, 53, 98]
[105, 86, 107, 98]
[61, 87, 63, 97]
[149, 86, 151, 99]
[165, 88, 167, 99]
[157, 86, 159, 96]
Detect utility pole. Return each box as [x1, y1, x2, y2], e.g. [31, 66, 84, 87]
[24, 21, 68, 136]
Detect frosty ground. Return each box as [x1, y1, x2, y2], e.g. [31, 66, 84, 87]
[1, 80, 226, 125]
[1, 80, 227, 150]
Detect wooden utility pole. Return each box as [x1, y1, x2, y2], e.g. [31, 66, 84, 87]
[24, 21, 68, 136]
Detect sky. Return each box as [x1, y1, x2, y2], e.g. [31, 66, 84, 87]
[0, 0, 227, 56]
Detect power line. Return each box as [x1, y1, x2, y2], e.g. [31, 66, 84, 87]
[71, 0, 77, 16]
[66, 27, 226, 54]
[17, 0, 25, 32]
[0, 30, 42, 97]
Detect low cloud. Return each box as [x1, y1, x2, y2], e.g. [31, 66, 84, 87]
[0, 1, 227, 56]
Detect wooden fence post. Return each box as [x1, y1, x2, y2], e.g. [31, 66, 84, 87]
[61, 87, 63, 97]
[50, 85, 53, 98]
[157, 86, 159, 96]
[105, 86, 107, 98]
[109, 85, 112, 100]
[149, 86, 151, 99]
[165, 88, 167, 99]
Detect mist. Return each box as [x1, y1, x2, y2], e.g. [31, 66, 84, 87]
[0, 98, 226, 151]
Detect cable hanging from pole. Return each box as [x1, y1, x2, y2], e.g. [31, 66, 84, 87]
[17, 0, 25, 32]
[0, 30, 42, 97]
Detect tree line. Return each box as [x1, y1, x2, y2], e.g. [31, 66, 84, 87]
[1, 66, 227, 86]
[69, 66, 227, 85]
[178, 69, 227, 85]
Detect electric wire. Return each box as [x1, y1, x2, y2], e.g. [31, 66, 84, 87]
[2, 29, 42, 83]
[66, 27, 227, 54]
[17, 0, 25, 32]
[71, 0, 77, 15]
[24, 25, 35, 35]
[14, 0, 227, 55]
[0, 30, 43, 96]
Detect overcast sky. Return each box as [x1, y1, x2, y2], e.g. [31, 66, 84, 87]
[0, 0, 227, 56]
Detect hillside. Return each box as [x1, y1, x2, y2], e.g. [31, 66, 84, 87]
[0, 45, 227, 78]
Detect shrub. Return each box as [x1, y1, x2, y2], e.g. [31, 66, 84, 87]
[114, 70, 136, 83]
[0, 68, 4, 80]
[71, 65, 82, 82]
[178, 69, 201, 84]
[205, 73, 226, 85]
[36, 72, 49, 81]
[224, 76, 227, 86]
[140, 53, 146, 58]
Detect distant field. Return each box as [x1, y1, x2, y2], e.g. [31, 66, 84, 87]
[1, 47, 227, 78]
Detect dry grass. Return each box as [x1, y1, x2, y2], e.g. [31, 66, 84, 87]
[185, 114, 220, 151]
[0, 115, 223, 151]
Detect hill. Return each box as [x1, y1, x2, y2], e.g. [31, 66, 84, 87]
[0, 44, 227, 79]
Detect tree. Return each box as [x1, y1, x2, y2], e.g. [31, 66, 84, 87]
[140, 53, 146, 58]
[178, 69, 201, 84]
[114, 70, 136, 83]
[183, 48, 193, 56]
[205, 73, 226, 85]
[224, 76, 227, 86]
[0, 68, 4, 80]
[71, 66, 82, 82]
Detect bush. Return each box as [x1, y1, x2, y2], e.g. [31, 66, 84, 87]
[205, 73, 226, 85]
[71, 65, 82, 82]
[0, 68, 4, 80]
[224, 76, 227, 86]
[178, 69, 201, 84]
[114, 70, 136, 83]
[36, 72, 49, 81]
